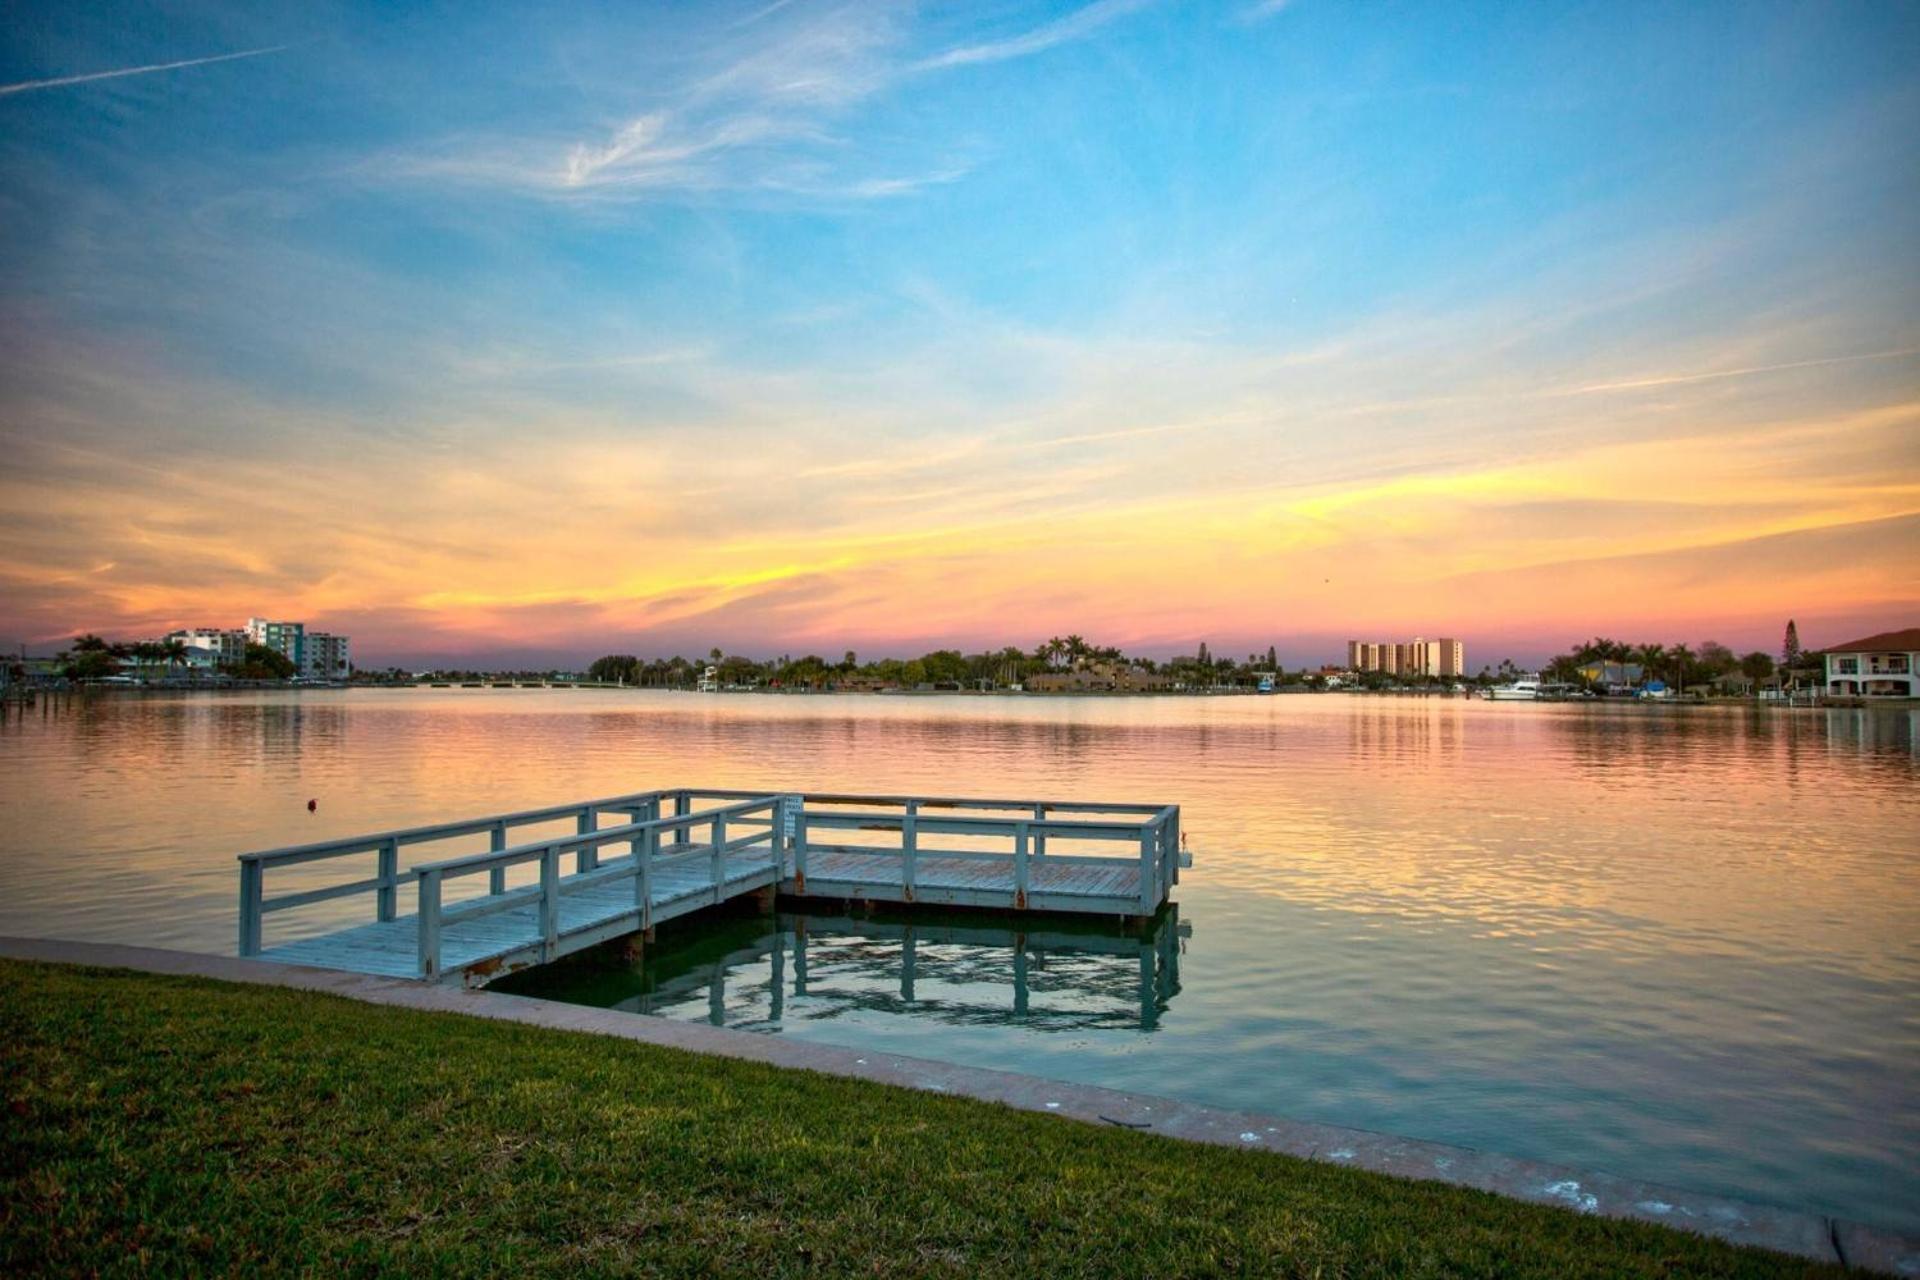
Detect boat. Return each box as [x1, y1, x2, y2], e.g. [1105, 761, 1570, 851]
[1484, 679, 1542, 701]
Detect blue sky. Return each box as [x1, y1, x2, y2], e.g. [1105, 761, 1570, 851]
[1, 1, 1915, 665]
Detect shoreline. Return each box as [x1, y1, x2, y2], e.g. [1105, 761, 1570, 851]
[9, 682, 1912, 708]
[2, 935, 1913, 1273]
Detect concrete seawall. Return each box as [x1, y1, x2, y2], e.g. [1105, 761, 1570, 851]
[2, 935, 1913, 1275]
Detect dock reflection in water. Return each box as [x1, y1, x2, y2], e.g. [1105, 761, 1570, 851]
[508, 905, 1188, 1034]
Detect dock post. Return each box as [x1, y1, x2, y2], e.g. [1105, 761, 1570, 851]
[769, 797, 786, 878]
[902, 800, 918, 900]
[1014, 821, 1030, 909]
[635, 823, 657, 931]
[238, 860, 262, 956]
[673, 792, 690, 848]
[376, 838, 398, 922]
[1139, 826, 1156, 913]
[577, 807, 597, 873]
[793, 804, 809, 893]
[1159, 805, 1175, 886]
[539, 844, 559, 961]
[711, 814, 727, 905]
[417, 868, 442, 980]
[1136, 825, 1152, 917]
[1033, 804, 1046, 859]
[489, 822, 507, 895]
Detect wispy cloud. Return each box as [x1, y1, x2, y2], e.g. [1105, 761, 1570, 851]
[393, 0, 1155, 205]
[0, 45, 288, 97]
[915, 0, 1155, 71]
[1567, 347, 1920, 395]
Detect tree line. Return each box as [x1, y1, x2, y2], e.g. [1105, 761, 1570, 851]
[52, 634, 296, 681]
[585, 636, 1298, 691]
[1537, 624, 1816, 695]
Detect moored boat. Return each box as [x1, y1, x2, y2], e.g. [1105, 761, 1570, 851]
[1484, 679, 1541, 701]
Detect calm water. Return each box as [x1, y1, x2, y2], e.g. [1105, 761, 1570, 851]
[2, 689, 1915, 1231]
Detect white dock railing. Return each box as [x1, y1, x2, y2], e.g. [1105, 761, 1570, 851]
[239, 792, 785, 979]
[238, 787, 1181, 982]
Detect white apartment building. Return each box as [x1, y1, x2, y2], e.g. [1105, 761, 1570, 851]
[305, 632, 352, 680]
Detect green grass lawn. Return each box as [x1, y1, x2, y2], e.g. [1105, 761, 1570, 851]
[0, 959, 1838, 1278]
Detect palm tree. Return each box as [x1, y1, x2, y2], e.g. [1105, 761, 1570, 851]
[1633, 643, 1667, 687]
[1669, 643, 1696, 695]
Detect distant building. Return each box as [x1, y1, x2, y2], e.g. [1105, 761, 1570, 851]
[167, 627, 247, 669]
[1824, 627, 1919, 698]
[305, 632, 351, 680]
[1575, 660, 1644, 689]
[246, 618, 306, 670]
[1346, 635, 1465, 678]
[1026, 661, 1171, 693]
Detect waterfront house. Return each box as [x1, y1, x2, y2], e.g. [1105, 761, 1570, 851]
[1574, 660, 1644, 690]
[1823, 627, 1920, 698]
[1026, 661, 1171, 693]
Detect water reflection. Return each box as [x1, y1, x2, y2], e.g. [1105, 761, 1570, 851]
[3, 690, 1915, 1232]
[508, 905, 1189, 1033]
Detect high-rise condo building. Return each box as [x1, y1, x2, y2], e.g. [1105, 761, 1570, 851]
[1345, 636, 1466, 678]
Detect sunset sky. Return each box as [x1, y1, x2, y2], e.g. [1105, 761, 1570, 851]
[1, 1, 1915, 667]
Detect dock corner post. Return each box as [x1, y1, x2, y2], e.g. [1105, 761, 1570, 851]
[1014, 820, 1030, 909]
[710, 814, 727, 905]
[238, 860, 263, 956]
[417, 867, 442, 981]
[377, 838, 399, 922]
[489, 822, 507, 895]
[902, 800, 918, 900]
[540, 843, 560, 961]
[792, 800, 809, 894]
[1168, 806, 1181, 887]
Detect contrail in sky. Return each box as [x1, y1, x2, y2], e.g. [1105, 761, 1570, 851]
[0, 45, 288, 97]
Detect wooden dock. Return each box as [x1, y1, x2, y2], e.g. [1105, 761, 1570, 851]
[239, 788, 1183, 987]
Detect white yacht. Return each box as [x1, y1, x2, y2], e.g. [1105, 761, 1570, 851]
[1484, 678, 1542, 701]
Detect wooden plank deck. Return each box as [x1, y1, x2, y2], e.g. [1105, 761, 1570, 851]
[798, 849, 1145, 912]
[262, 852, 783, 982]
[239, 787, 1183, 988]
